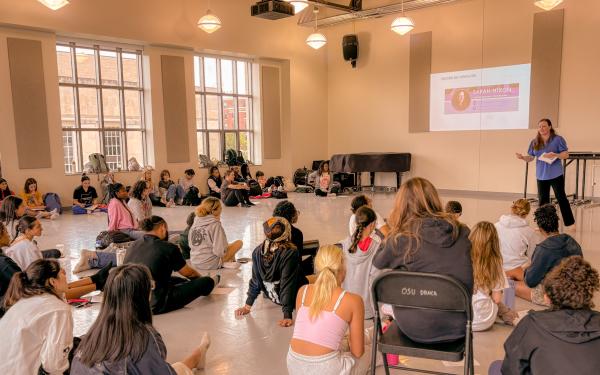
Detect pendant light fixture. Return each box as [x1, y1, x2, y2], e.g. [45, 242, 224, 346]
[534, 0, 563, 11]
[390, 0, 414, 36]
[306, 7, 327, 50]
[38, 0, 69, 10]
[198, 0, 222, 34]
[284, 0, 309, 14]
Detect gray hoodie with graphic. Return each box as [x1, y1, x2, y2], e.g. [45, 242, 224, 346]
[189, 215, 229, 270]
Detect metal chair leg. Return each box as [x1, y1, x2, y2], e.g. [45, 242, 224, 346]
[370, 322, 379, 375]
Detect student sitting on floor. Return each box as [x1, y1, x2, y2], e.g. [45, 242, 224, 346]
[221, 170, 253, 207]
[127, 180, 153, 227]
[469, 221, 517, 331]
[107, 183, 144, 240]
[288, 245, 370, 375]
[0, 195, 26, 241]
[495, 198, 542, 281]
[5, 216, 62, 269]
[515, 204, 582, 306]
[141, 166, 166, 207]
[72, 174, 105, 214]
[0, 259, 74, 375]
[255, 171, 275, 197]
[235, 217, 307, 327]
[0, 178, 15, 203]
[314, 161, 340, 197]
[20, 178, 58, 220]
[341, 206, 383, 319]
[445, 200, 463, 220]
[179, 168, 197, 194]
[124, 216, 218, 314]
[207, 166, 223, 199]
[71, 264, 211, 375]
[179, 212, 196, 260]
[189, 197, 243, 270]
[348, 194, 390, 237]
[489, 256, 600, 375]
[373, 177, 473, 344]
[159, 169, 184, 207]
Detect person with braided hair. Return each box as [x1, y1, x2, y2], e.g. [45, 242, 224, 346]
[235, 217, 307, 327]
[340, 206, 383, 319]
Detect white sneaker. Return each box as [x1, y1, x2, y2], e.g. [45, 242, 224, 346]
[50, 212, 60, 220]
[73, 249, 95, 273]
[49, 208, 58, 214]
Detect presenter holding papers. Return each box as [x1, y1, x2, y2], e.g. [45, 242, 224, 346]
[516, 118, 575, 228]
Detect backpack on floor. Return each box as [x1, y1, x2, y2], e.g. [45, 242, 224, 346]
[182, 186, 202, 206]
[43, 193, 62, 214]
[271, 190, 288, 199]
[248, 179, 263, 197]
[225, 149, 238, 166]
[96, 230, 133, 249]
[293, 168, 311, 186]
[89, 153, 109, 173]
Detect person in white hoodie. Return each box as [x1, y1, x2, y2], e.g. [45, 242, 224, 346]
[189, 197, 243, 270]
[340, 206, 383, 319]
[495, 198, 542, 281]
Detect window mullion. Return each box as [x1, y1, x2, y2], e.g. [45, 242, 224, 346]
[95, 45, 106, 158]
[71, 44, 85, 172]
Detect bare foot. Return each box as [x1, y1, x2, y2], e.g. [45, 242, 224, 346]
[193, 332, 211, 369]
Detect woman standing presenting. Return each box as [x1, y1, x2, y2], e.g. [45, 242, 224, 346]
[516, 118, 574, 228]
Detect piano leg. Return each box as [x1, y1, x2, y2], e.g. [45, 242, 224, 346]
[370, 172, 375, 191]
[396, 172, 401, 190]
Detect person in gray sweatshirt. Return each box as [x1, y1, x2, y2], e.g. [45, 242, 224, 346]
[340, 206, 383, 319]
[189, 197, 243, 270]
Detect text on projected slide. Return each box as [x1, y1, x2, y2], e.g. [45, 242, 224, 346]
[430, 64, 531, 131]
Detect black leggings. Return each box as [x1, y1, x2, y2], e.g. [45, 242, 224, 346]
[153, 276, 216, 314]
[537, 175, 575, 226]
[223, 189, 250, 207]
[149, 193, 166, 207]
[41, 249, 61, 259]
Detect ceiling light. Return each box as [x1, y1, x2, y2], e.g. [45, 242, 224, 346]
[198, 9, 222, 34]
[285, 0, 309, 14]
[306, 7, 327, 49]
[38, 0, 69, 10]
[534, 0, 564, 11]
[391, 0, 414, 36]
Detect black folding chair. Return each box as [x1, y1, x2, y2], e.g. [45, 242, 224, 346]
[370, 270, 474, 375]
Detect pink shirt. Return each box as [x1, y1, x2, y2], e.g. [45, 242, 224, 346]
[107, 198, 137, 231]
[319, 173, 331, 191]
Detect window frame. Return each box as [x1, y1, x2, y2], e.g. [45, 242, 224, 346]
[57, 41, 146, 174]
[194, 55, 255, 163]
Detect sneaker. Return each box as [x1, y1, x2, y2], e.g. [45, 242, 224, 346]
[49, 208, 58, 214]
[245, 201, 255, 206]
[211, 274, 221, 288]
[73, 249, 95, 273]
[50, 212, 60, 220]
[327, 193, 337, 197]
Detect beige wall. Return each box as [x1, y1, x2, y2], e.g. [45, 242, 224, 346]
[0, 0, 328, 200]
[327, 0, 600, 195]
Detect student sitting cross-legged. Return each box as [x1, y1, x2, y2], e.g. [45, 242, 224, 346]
[71, 264, 211, 375]
[72, 174, 106, 214]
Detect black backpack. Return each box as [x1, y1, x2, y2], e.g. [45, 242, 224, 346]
[293, 168, 311, 186]
[96, 230, 133, 249]
[248, 179, 263, 196]
[182, 186, 202, 206]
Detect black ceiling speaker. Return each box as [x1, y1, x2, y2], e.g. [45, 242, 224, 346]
[342, 34, 359, 68]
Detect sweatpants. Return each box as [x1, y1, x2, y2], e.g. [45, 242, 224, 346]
[153, 276, 216, 314]
[223, 189, 250, 207]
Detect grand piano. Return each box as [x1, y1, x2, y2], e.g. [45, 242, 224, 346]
[329, 152, 412, 190]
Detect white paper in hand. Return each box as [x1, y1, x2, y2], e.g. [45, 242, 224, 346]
[539, 153, 558, 165]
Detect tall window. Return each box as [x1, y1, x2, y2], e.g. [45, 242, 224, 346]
[56, 42, 146, 173]
[194, 56, 255, 162]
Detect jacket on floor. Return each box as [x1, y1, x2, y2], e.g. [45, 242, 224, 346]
[525, 234, 582, 288]
[245, 243, 307, 319]
[501, 309, 600, 375]
[189, 215, 229, 270]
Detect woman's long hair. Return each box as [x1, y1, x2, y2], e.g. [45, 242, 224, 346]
[196, 197, 221, 217]
[469, 222, 504, 293]
[0, 196, 24, 237]
[317, 161, 329, 176]
[240, 163, 252, 180]
[3, 259, 62, 310]
[387, 177, 458, 262]
[13, 216, 38, 242]
[533, 118, 556, 151]
[76, 264, 154, 366]
[309, 245, 344, 319]
[0, 178, 12, 197]
[23, 178, 38, 193]
[349, 206, 376, 254]
[130, 180, 147, 201]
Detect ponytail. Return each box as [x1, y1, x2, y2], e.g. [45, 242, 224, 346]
[196, 197, 221, 217]
[13, 216, 37, 242]
[3, 259, 62, 310]
[349, 206, 377, 253]
[309, 245, 344, 319]
[349, 225, 365, 254]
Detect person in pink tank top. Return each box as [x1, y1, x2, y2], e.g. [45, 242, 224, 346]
[288, 245, 371, 375]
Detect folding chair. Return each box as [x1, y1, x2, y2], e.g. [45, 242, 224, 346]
[370, 270, 474, 375]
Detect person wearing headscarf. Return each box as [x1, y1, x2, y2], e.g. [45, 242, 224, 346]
[234, 217, 308, 327]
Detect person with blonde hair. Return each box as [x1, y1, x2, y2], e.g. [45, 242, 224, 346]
[373, 177, 473, 344]
[495, 198, 542, 281]
[235, 217, 306, 326]
[189, 197, 243, 270]
[470, 222, 517, 331]
[288, 245, 369, 375]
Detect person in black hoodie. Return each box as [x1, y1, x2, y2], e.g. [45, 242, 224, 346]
[234, 217, 307, 327]
[489, 256, 600, 375]
[373, 177, 473, 344]
[515, 204, 582, 305]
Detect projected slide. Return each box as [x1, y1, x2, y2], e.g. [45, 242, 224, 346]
[429, 64, 531, 131]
